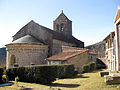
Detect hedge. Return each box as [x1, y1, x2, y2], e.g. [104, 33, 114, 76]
[89, 62, 96, 71]
[96, 64, 106, 69]
[82, 64, 90, 73]
[6, 64, 75, 84]
[82, 62, 96, 73]
[57, 64, 75, 78]
[0, 67, 3, 83]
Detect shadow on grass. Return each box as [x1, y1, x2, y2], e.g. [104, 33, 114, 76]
[20, 88, 33, 90]
[84, 69, 104, 73]
[17, 86, 33, 90]
[65, 74, 89, 79]
[48, 83, 80, 88]
[78, 74, 89, 78]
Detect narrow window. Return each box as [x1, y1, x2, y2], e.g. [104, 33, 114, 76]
[11, 55, 16, 65]
[56, 24, 59, 31]
[61, 23, 64, 31]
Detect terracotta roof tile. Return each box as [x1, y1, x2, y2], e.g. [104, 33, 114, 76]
[89, 52, 97, 55]
[47, 49, 88, 61]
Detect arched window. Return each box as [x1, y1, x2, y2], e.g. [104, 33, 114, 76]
[11, 55, 16, 65]
[61, 23, 64, 31]
[56, 24, 59, 31]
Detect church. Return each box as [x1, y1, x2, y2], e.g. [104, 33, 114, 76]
[6, 11, 84, 68]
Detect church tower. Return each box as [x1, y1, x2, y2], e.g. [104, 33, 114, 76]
[53, 11, 72, 36]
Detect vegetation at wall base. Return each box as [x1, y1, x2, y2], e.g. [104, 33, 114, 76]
[82, 64, 90, 73]
[6, 64, 75, 84]
[0, 67, 3, 83]
[89, 62, 96, 71]
[96, 64, 106, 69]
[82, 62, 96, 73]
[57, 64, 75, 78]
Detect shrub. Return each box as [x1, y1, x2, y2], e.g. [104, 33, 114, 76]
[2, 74, 8, 83]
[57, 64, 75, 78]
[0, 67, 3, 83]
[15, 76, 19, 82]
[73, 71, 78, 76]
[82, 64, 90, 73]
[96, 64, 106, 69]
[6, 65, 57, 84]
[6, 64, 75, 84]
[116, 71, 119, 73]
[89, 62, 96, 71]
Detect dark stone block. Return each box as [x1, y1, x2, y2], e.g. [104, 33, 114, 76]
[105, 75, 120, 85]
[100, 71, 109, 77]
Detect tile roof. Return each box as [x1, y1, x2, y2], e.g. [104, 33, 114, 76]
[103, 31, 115, 41]
[47, 49, 88, 61]
[89, 52, 97, 55]
[37, 23, 84, 47]
[10, 34, 44, 45]
[13, 20, 84, 47]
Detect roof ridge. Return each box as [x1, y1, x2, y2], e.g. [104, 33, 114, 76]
[10, 34, 46, 45]
[54, 11, 71, 21]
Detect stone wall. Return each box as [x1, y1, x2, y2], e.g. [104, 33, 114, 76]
[67, 51, 89, 73]
[12, 21, 53, 56]
[52, 39, 75, 55]
[13, 21, 52, 44]
[62, 46, 86, 52]
[6, 44, 48, 69]
[88, 54, 97, 62]
[53, 13, 72, 36]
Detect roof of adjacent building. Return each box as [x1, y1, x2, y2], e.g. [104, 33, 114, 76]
[10, 34, 45, 45]
[47, 48, 88, 61]
[103, 31, 115, 41]
[114, 6, 120, 23]
[89, 52, 97, 55]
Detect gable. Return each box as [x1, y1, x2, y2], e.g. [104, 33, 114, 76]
[114, 6, 120, 23]
[13, 20, 52, 45]
[54, 12, 71, 22]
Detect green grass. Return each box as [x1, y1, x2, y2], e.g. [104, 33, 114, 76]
[0, 70, 120, 90]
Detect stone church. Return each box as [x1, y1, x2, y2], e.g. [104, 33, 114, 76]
[6, 11, 84, 68]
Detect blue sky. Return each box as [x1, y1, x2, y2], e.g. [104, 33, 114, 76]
[0, 0, 120, 47]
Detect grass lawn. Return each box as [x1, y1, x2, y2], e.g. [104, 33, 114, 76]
[0, 70, 120, 90]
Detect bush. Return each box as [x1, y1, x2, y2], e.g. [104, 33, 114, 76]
[82, 64, 90, 73]
[6, 64, 75, 84]
[57, 64, 74, 78]
[89, 62, 96, 71]
[6, 65, 57, 84]
[96, 64, 106, 69]
[73, 71, 78, 76]
[0, 67, 3, 83]
[15, 76, 19, 82]
[2, 74, 8, 83]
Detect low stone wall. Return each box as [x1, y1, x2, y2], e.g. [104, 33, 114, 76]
[100, 71, 109, 77]
[105, 75, 120, 85]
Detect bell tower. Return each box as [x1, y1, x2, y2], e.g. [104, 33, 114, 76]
[53, 11, 72, 36]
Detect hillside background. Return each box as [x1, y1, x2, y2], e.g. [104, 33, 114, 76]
[0, 47, 6, 67]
